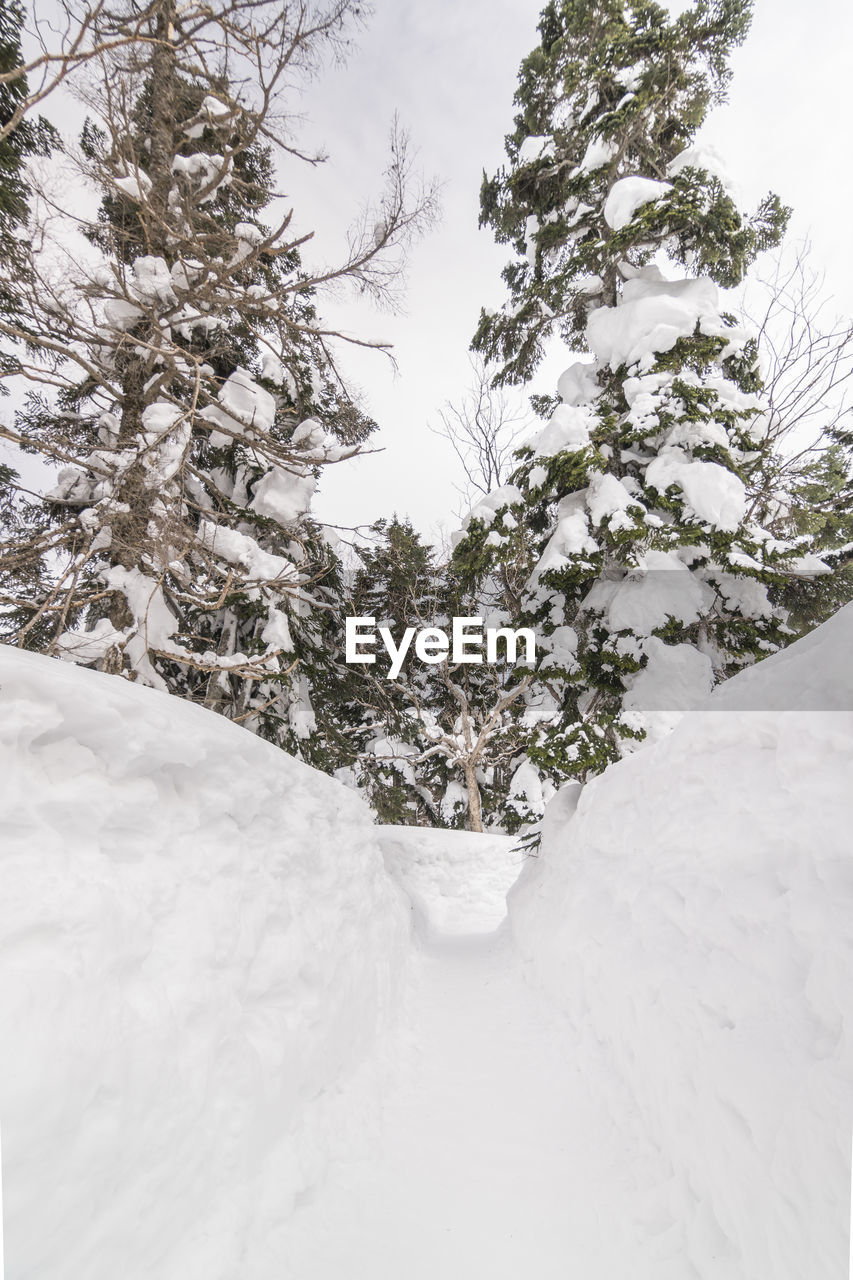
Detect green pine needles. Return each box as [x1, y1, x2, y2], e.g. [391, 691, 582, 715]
[455, 0, 828, 803]
[474, 0, 786, 385]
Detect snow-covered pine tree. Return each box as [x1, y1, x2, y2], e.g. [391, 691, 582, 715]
[455, 0, 824, 787]
[1, 0, 435, 760]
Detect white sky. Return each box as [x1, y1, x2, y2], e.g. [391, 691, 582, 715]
[11, 0, 853, 545]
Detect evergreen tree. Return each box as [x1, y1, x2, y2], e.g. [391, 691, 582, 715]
[455, 0, 822, 791]
[768, 438, 853, 634]
[1, 0, 435, 763]
[343, 516, 443, 825]
[473, 0, 785, 385]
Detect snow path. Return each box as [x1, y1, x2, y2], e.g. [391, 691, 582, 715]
[279, 830, 657, 1279]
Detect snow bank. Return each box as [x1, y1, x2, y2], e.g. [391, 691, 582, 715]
[509, 604, 853, 1277]
[377, 827, 521, 940]
[0, 645, 409, 1280]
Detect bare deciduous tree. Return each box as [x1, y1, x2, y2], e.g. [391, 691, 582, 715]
[0, 0, 438, 738]
[1, 0, 172, 144]
[743, 241, 853, 509]
[431, 354, 531, 513]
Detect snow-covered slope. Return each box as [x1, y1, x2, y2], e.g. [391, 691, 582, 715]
[377, 826, 522, 939]
[0, 645, 409, 1280]
[509, 604, 853, 1278]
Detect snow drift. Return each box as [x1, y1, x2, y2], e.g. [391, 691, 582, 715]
[0, 645, 409, 1280]
[509, 603, 853, 1278]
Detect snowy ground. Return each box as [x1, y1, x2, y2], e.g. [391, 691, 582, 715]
[512, 602, 853, 1277]
[2, 610, 852, 1277]
[278, 834, 687, 1279]
[0, 646, 408, 1280]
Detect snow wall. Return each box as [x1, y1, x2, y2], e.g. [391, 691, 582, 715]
[0, 645, 410, 1280]
[509, 602, 853, 1278]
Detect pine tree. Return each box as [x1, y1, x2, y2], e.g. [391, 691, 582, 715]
[341, 516, 443, 825]
[768, 439, 853, 634]
[473, 0, 785, 385]
[1, 0, 435, 762]
[455, 0, 822, 791]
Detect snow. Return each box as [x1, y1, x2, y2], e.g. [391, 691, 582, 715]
[538, 623, 579, 671]
[232, 221, 264, 263]
[3, 602, 852, 1277]
[201, 95, 231, 119]
[602, 175, 672, 231]
[198, 521, 297, 583]
[141, 401, 190, 485]
[533, 502, 598, 581]
[667, 143, 740, 200]
[202, 367, 277, 446]
[517, 134, 554, 164]
[455, 484, 523, 540]
[185, 96, 234, 138]
[377, 827, 522, 939]
[131, 255, 177, 305]
[102, 296, 143, 331]
[622, 635, 715, 743]
[507, 756, 547, 820]
[113, 170, 152, 202]
[712, 569, 775, 621]
[54, 616, 126, 663]
[527, 401, 593, 456]
[277, 829, 642, 1280]
[250, 465, 316, 525]
[575, 133, 618, 175]
[260, 607, 294, 653]
[510, 603, 853, 1278]
[583, 549, 717, 633]
[0, 644, 409, 1280]
[556, 359, 599, 406]
[587, 266, 723, 370]
[439, 778, 467, 823]
[586, 469, 640, 529]
[172, 152, 226, 187]
[101, 256, 182, 331]
[645, 451, 748, 531]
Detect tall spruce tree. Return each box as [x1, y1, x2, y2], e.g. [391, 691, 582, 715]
[1, 0, 435, 761]
[455, 0, 826, 790]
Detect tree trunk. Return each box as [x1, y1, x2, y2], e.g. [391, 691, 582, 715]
[106, 0, 178, 643]
[463, 760, 484, 833]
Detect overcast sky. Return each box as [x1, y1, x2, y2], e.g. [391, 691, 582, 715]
[13, 0, 853, 546]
